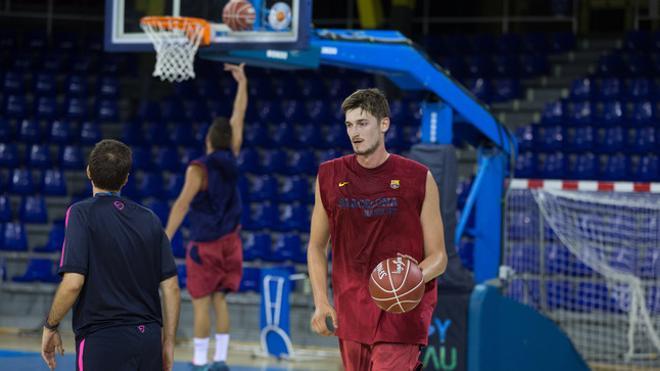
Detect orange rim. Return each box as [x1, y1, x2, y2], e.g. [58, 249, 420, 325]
[140, 16, 211, 46]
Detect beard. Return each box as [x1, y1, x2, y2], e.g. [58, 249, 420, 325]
[353, 137, 380, 156]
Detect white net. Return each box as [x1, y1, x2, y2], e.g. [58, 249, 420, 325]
[140, 17, 206, 82]
[503, 188, 660, 370]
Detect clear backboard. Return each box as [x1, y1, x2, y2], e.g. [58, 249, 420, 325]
[104, 0, 311, 52]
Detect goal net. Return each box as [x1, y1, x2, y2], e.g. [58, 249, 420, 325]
[503, 183, 660, 370]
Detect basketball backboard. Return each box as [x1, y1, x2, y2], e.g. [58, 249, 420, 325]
[104, 0, 311, 52]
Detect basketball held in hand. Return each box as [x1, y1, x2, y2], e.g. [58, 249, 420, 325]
[368, 256, 425, 313]
[222, 0, 256, 31]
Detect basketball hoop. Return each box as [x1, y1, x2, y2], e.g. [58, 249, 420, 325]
[140, 16, 211, 82]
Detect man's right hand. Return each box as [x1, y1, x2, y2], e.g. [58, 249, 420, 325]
[310, 302, 337, 336]
[162, 339, 174, 371]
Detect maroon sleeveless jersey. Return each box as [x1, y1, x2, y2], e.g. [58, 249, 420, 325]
[318, 154, 438, 345]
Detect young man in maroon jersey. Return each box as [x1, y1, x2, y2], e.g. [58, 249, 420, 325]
[307, 88, 448, 371]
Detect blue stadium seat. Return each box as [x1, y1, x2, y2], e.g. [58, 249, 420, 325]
[97, 76, 120, 98]
[96, 99, 119, 122]
[145, 199, 169, 226]
[132, 147, 153, 170]
[631, 101, 654, 126]
[9, 169, 35, 195]
[625, 78, 654, 101]
[120, 177, 140, 202]
[640, 248, 660, 279]
[495, 33, 520, 54]
[248, 175, 278, 202]
[271, 76, 300, 99]
[568, 152, 597, 180]
[464, 56, 491, 78]
[244, 202, 277, 230]
[305, 99, 330, 122]
[278, 176, 309, 203]
[277, 203, 309, 232]
[286, 149, 316, 175]
[464, 78, 492, 103]
[569, 78, 593, 100]
[469, 34, 495, 53]
[568, 101, 593, 125]
[34, 96, 58, 120]
[255, 100, 284, 123]
[5, 94, 28, 119]
[300, 78, 325, 99]
[165, 174, 184, 200]
[323, 124, 352, 150]
[138, 173, 165, 199]
[295, 123, 322, 148]
[0, 143, 20, 168]
[317, 149, 343, 164]
[624, 30, 651, 51]
[121, 121, 144, 146]
[42, 52, 68, 73]
[271, 233, 303, 262]
[520, 33, 548, 54]
[597, 78, 622, 100]
[506, 279, 540, 308]
[143, 122, 172, 146]
[59, 145, 84, 170]
[239, 267, 261, 292]
[154, 147, 179, 172]
[507, 211, 536, 241]
[243, 123, 270, 148]
[545, 243, 572, 275]
[630, 154, 659, 181]
[193, 123, 209, 146]
[282, 100, 306, 123]
[627, 127, 656, 153]
[575, 283, 618, 312]
[79, 121, 102, 145]
[12, 259, 59, 283]
[519, 54, 548, 77]
[536, 125, 564, 151]
[20, 195, 48, 223]
[237, 148, 260, 174]
[270, 123, 296, 148]
[2, 222, 28, 251]
[595, 126, 625, 153]
[26, 31, 47, 49]
[19, 119, 42, 144]
[64, 97, 88, 120]
[137, 101, 161, 122]
[66, 75, 88, 97]
[539, 152, 565, 178]
[625, 54, 651, 77]
[506, 244, 539, 274]
[260, 149, 287, 174]
[541, 100, 566, 125]
[596, 100, 625, 126]
[3, 71, 24, 94]
[185, 100, 211, 122]
[169, 123, 197, 147]
[242, 231, 271, 261]
[160, 97, 185, 122]
[34, 222, 65, 253]
[50, 120, 72, 144]
[596, 54, 623, 77]
[565, 125, 594, 152]
[610, 247, 637, 275]
[492, 55, 519, 77]
[0, 118, 15, 142]
[179, 147, 203, 170]
[0, 195, 12, 222]
[28, 144, 52, 169]
[492, 78, 521, 102]
[53, 32, 78, 50]
[176, 265, 186, 288]
[599, 153, 628, 180]
[42, 169, 67, 196]
[34, 72, 57, 96]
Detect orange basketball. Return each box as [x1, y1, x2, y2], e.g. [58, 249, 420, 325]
[368, 257, 425, 313]
[222, 0, 256, 31]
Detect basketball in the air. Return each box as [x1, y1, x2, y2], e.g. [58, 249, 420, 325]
[368, 256, 425, 313]
[222, 0, 256, 31]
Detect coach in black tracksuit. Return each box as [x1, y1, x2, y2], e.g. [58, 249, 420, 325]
[41, 139, 181, 371]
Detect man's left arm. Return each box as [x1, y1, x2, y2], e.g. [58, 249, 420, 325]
[418, 170, 448, 283]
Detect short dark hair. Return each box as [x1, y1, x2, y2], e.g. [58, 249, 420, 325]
[88, 139, 132, 192]
[207, 117, 232, 151]
[341, 88, 391, 122]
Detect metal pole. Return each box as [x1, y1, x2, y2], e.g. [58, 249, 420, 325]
[423, 0, 430, 36]
[502, 0, 509, 33]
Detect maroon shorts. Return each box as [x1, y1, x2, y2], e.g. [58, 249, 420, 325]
[185, 232, 243, 299]
[339, 339, 422, 371]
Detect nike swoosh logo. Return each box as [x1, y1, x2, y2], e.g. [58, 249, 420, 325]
[338, 182, 349, 187]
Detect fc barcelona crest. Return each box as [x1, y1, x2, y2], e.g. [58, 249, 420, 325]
[390, 180, 400, 189]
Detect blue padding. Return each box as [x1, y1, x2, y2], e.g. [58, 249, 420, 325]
[467, 284, 588, 371]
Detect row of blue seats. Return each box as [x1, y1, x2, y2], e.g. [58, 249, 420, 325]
[2, 72, 120, 98]
[0, 144, 87, 170]
[2, 94, 120, 121]
[515, 125, 658, 153]
[568, 77, 660, 101]
[594, 52, 660, 78]
[0, 194, 62, 223]
[507, 278, 660, 313]
[240, 202, 311, 232]
[515, 152, 659, 181]
[439, 54, 549, 79]
[622, 30, 660, 51]
[462, 78, 522, 103]
[421, 32, 576, 57]
[0, 52, 130, 75]
[0, 31, 104, 51]
[1, 119, 102, 144]
[541, 99, 660, 126]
